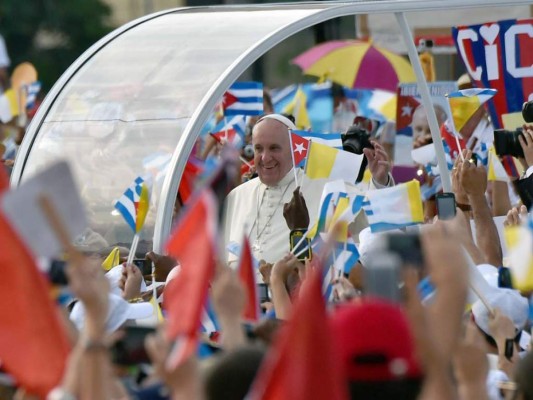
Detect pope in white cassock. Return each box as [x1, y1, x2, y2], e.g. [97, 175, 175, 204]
[223, 114, 393, 266]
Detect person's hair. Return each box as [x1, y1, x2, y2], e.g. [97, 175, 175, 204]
[412, 103, 448, 126]
[347, 378, 423, 400]
[204, 346, 265, 400]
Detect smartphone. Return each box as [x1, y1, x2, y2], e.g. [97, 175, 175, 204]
[289, 230, 312, 261]
[363, 252, 402, 304]
[132, 259, 153, 276]
[110, 326, 155, 366]
[386, 232, 423, 269]
[258, 283, 270, 303]
[436, 192, 456, 220]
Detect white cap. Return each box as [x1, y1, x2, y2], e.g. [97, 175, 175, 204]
[472, 288, 529, 335]
[70, 293, 154, 333]
[256, 113, 297, 130]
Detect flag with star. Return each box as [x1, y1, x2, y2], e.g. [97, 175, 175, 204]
[396, 82, 457, 136]
[290, 131, 310, 168]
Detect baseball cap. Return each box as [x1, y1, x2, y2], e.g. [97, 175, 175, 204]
[330, 298, 422, 382]
[471, 287, 529, 335]
[70, 293, 154, 333]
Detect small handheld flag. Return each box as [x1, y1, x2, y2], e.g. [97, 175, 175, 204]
[114, 176, 151, 234]
[223, 82, 263, 116]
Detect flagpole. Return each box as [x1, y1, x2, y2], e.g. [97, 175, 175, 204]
[127, 233, 140, 266]
[396, 12, 452, 193]
[287, 128, 299, 187]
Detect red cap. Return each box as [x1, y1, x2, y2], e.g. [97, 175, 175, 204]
[330, 298, 422, 382]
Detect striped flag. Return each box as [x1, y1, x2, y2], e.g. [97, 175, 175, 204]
[223, 82, 263, 116]
[293, 130, 343, 149]
[305, 141, 363, 184]
[213, 115, 246, 137]
[363, 180, 424, 233]
[211, 128, 243, 147]
[114, 176, 151, 233]
[446, 88, 497, 134]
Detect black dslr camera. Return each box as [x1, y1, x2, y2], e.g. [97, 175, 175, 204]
[341, 123, 375, 182]
[493, 100, 533, 158]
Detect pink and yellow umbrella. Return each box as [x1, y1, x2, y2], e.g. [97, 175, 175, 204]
[292, 40, 416, 92]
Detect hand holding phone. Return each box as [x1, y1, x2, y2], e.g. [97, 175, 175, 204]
[363, 252, 402, 304]
[436, 192, 456, 220]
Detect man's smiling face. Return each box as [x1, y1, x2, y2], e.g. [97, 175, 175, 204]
[252, 118, 292, 187]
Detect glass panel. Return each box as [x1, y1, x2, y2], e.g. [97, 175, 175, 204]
[21, 7, 324, 254]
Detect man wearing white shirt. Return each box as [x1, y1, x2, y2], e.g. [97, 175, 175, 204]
[223, 113, 393, 265]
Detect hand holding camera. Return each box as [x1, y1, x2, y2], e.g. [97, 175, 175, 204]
[518, 125, 533, 168]
[363, 140, 391, 186]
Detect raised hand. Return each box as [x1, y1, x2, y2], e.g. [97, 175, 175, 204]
[363, 140, 391, 186]
[283, 186, 310, 230]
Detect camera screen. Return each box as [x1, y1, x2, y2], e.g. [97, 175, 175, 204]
[436, 194, 456, 220]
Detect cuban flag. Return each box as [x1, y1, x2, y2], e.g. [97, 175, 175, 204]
[452, 19, 533, 128]
[114, 176, 150, 233]
[213, 115, 246, 137]
[223, 82, 263, 116]
[290, 132, 310, 168]
[25, 81, 41, 110]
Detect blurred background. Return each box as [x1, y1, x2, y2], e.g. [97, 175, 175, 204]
[4, 0, 530, 93]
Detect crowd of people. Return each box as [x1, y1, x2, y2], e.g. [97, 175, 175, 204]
[2, 23, 533, 400]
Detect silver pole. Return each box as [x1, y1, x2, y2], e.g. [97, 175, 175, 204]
[395, 12, 452, 193]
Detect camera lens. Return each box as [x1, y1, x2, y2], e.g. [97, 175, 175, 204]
[522, 101, 533, 123]
[243, 144, 254, 159]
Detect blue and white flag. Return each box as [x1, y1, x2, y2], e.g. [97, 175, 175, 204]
[25, 81, 41, 110]
[223, 82, 263, 116]
[293, 130, 343, 149]
[333, 239, 360, 275]
[213, 115, 246, 137]
[114, 176, 151, 233]
[200, 297, 220, 334]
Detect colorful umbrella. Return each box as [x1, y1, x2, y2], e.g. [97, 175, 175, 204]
[292, 40, 416, 92]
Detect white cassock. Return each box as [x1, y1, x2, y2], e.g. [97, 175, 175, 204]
[223, 168, 392, 265]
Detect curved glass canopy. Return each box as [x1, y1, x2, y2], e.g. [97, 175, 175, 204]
[11, 0, 533, 253]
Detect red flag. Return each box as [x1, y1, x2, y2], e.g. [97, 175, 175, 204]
[248, 267, 347, 400]
[211, 128, 237, 144]
[290, 132, 309, 167]
[178, 159, 203, 204]
[238, 236, 259, 322]
[0, 166, 8, 192]
[164, 189, 218, 367]
[0, 169, 70, 397]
